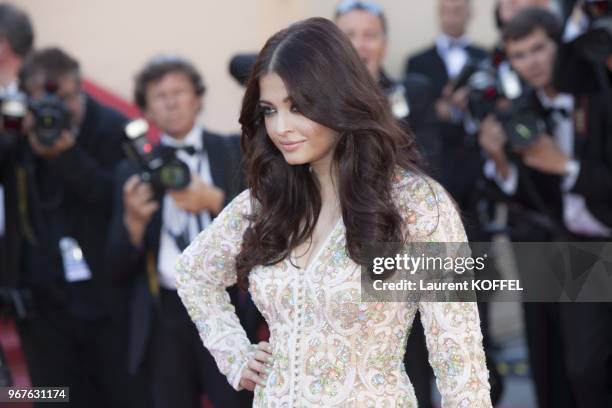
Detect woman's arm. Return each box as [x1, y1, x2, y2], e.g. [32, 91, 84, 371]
[175, 189, 256, 390]
[405, 176, 492, 407]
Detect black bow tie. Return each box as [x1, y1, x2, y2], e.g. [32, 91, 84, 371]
[448, 40, 467, 49]
[544, 107, 571, 119]
[163, 145, 198, 155]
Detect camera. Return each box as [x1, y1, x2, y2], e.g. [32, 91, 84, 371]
[0, 83, 71, 147]
[122, 118, 191, 193]
[29, 83, 72, 146]
[453, 60, 547, 148]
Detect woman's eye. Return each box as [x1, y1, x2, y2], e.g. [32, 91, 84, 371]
[261, 106, 275, 116]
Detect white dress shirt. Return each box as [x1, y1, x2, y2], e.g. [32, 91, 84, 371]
[0, 80, 19, 237]
[435, 34, 472, 80]
[157, 125, 213, 289]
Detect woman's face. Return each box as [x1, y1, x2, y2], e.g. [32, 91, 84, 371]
[259, 72, 338, 169]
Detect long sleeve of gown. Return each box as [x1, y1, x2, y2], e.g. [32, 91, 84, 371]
[175, 189, 255, 390]
[404, 177, 492, 407]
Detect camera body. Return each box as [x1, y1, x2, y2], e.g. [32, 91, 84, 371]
[0, 88, 71, 147]
[122, 119, 191, 195]
[454, 59, 547, 148]
[29, 89, 71, 146]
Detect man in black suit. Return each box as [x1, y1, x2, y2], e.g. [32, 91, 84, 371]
[404, 0, 488, 211]
[479, 8, 612, 407]
[9, 48, 141, 408]
[107, 56, 256, 408]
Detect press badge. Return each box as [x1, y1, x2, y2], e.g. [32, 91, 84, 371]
[59, 237, 92, 282]
[388, 84, 410, 119]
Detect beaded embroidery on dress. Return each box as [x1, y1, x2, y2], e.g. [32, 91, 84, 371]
[176, 170, 492, 407]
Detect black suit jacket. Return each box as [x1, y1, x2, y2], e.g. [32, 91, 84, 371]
[107, 129, 247, 373]
[0, 138, 21, 288]
[404, 44, 489, 218]
[379, 70, 440, 174]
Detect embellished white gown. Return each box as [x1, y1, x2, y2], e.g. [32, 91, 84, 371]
[176, 171, 492, 407]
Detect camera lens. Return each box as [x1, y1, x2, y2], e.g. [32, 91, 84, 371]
[159, 161, 191, 190]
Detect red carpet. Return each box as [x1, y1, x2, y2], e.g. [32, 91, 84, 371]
[0, 319, 32, 408]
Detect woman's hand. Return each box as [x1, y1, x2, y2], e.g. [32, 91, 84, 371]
[239, 341, 273, 391]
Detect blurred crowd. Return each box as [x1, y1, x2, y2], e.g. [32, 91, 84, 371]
[0, 0, 611, 407]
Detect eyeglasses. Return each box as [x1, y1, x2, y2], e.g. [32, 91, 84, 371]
[335, 0, 383, 17]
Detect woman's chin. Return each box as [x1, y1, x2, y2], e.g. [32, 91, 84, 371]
[281, 154, 308, 166]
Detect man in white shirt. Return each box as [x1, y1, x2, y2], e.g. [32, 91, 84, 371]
[479, 8, 612, 407]
[107, 55, 257, 408]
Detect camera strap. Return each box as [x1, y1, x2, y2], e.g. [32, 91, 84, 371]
[146, 249, 160, 298]
[164, 154, 206, 252]
[15, 153, 37, 246]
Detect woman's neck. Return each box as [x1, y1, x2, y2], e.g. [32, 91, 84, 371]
[310, 158, 338, 207]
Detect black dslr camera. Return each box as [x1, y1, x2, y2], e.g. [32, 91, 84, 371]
[0, 82, 71, 147]
[29, 82, 72, 146]
[453, 60, 547, 148]
[122, 118, 191, 194]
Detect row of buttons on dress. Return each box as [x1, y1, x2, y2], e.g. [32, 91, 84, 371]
[292, 268, 306, 407]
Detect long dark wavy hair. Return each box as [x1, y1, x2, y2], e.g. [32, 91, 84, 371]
[236, 17, 421, 288]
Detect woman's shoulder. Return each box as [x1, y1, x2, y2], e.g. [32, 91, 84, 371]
[391, 168, 461, 238]
[228, 189, 252, 209]
[390, 167, 452, 208]
[216, 189, 253, 227]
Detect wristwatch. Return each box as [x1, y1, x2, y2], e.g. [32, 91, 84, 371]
[564, 159, 580, 177]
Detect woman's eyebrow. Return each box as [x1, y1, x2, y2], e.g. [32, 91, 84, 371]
[259, 96, 292, 105]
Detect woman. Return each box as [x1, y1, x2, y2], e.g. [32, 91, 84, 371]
[176, 17, 492, 407]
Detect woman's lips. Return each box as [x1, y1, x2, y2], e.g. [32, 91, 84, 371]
[279, 140, 305, 152]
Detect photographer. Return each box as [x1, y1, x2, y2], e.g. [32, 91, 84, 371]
[405, 0, 489, 208]
[0, 2, 33, 387]
[479, 8, 612, 407]
[9, 47, 139, 407]
[106, 56, 256, 408]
